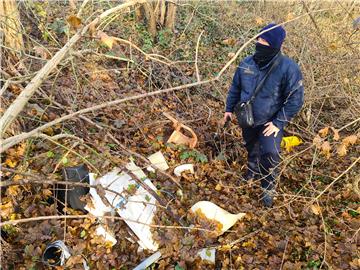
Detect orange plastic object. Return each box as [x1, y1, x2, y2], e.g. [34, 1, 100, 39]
[163, 112, 198, 148]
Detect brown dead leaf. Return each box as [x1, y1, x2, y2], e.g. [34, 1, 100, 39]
[255, 17, 264, 25]
[5, 158, 17, 168]
[342, 135, 358, 147]
[313, 135, 322, 148]
[318, 127, 329, 137]
[228, 52, 236, 58]
[331, 127, 340, 141]
[215, 183, 222, 191]
[7, 186, 20, 196]
[33, 46, 49, 59]
[222, 38, 237, 46]
[311, 204, 321, 215]
[285, 12, 295, 21]
[321, 141, 331, 158]
[89, 22, 97, 37]
[98, 31, 116, 49]
[337, 144, 347, 157]
[67, 15, 82, 29]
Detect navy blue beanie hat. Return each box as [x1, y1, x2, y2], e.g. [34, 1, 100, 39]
[258, 23, 286, 49]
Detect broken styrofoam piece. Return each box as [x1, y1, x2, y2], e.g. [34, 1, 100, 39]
[174, 164, 194, 176]
[133, 251, 162, 270]
[96, 225, 117, 246]
[86, 161, 159, 251]
[190, 201, 246, 235]
[147, 151, 169, 172]
[197, 248, 216, 264]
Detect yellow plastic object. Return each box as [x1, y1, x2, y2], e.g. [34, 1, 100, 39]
[281, 136, 303, 152]
[190, 201, 246, 236]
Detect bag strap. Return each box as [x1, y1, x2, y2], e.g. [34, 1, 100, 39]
[248, 53, 282, 104]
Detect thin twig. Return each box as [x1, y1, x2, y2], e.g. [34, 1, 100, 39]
[195, 30, 204, 82]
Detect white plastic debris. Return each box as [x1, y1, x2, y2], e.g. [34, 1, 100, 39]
[197, 248, 216, 264]
[190, 201, 245, 235]
[147, 151, 169, 172]
[42, 240, 71, 266]
[133, 251, 162, 270]
[85, 160, 158, 251]
[174, 164, 194, 176]
[96, 225, 117, 246]
[85, 173, 112, 216]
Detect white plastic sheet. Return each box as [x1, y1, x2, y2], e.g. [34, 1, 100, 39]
[85, 161, 158, 251]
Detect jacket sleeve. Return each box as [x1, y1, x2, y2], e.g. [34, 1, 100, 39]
[225, 66, 242, 112]
[272, 63, 304, 130]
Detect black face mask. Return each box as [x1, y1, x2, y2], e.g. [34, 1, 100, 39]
[253, 43, 280, 68]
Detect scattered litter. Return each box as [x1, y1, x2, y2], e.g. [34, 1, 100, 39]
[147, 151, 169, 172]
[133, 251, 162, 270]
[56, 164, 90, 213]
[42, 240, 71, 266]
[85, 173, 112, 217]
[281, 136, 303, 152]
[85, 160, 159, 251]
[163, 112, 198, 148]
[197, 248, 216, 264]
[190, 201, 245, 235]
[174, 164, 194, 176]
[95, 225, 117, 246]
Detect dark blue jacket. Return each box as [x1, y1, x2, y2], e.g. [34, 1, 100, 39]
[225, 53, 304, 129]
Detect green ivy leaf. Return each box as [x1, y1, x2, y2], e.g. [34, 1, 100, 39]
[46, 151, 55, 158]
[80, 230, 86, 238]
[175, 264, 185, 270]
[61, 157, 68, 165]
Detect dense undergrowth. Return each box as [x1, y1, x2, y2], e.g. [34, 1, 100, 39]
[1, 1, 359, 269]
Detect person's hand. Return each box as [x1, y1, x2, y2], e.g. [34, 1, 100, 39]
[263, 122, 280, 137]
[224, 112, 232, 123]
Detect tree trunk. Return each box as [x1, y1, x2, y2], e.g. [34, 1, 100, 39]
[164, 0, 176, 31]
[143, 2, 157, 38]
[0, 0, 24, 54]
[136, 0, 177, 39]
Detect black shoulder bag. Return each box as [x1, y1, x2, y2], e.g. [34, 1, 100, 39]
[234, 55, 282, 128]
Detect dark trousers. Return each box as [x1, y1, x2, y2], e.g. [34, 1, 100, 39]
[242, 124, 283, 190]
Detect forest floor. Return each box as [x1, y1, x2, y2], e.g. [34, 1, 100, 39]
[1, 1, 359, 270]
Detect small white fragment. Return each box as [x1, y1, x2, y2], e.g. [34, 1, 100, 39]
[197, 248, 216, 264]
[174, 164, 194, 176]
[133, 251, 162, 270]
[147, 151, 169, 171]
[95, 225, 117, 246]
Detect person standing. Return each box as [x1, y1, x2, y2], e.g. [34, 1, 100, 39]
[224, 23, 304, 207]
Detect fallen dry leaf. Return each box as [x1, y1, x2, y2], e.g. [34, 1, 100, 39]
[321, 141, 331, 159]
[318, 127, 329, 137]
[89, 22, 97, 37]
[67, 15, 82, 29]
[222, 38, 237, 46]
[255, 17, 264, 25]
[331, 127, 340, 141]
[5, 158, 17, 168]
[313, 135, 323, 147]
[98, 31, 116, 49]
[342, 135, 358, 147]
[311, 204, 321, 215]
[337, 144, 347, 157]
